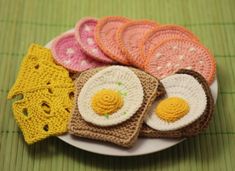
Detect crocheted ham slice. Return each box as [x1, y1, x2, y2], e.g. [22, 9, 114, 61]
[116, 20, 158, 69]
[51, 32, 105, 72]
[145, 39, 216, 85]
[75, 17, 115, 63]
[140, 25, 199, 60]
[94, 16, 130, 65]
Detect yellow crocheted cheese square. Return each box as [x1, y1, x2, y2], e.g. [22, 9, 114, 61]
[8, 44, 75, 144]
[12, 87, 74, 144]
[27, 44, 54, 62]
[8, 45, 72, 98]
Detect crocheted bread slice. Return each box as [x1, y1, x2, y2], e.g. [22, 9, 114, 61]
[8, 44, 75, 144]
[69, 66, 160, 147]
[140, 69, 214, 138]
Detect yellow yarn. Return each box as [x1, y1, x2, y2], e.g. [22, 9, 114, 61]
[155, 97, 189, 122]
[91, 89, 124, 115]
[7, 44, 74, 144]
[27, 43, 54, 62]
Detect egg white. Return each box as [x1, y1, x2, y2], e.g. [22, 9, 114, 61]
[78, 66, 144, 126]
[145, 74, 207, 131]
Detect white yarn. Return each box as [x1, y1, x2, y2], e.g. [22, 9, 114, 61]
[145, 74, 207, 131]
[78, 66, 144, 126]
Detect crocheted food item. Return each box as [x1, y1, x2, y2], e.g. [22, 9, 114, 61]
[94, 16, 130, 64]
[156, 97, 190, 122]
[75, 17, 115, 63]
[7, 44, 74, 144]
[145, 72, 207, 131]
[69, 66, 161, 147]
[141, 69, 214, 138]
[145, 39, 216, 85]
[51, 32, 105, 72]
[116, 20, 158, 69]
[91, 89, 124, 116]
[140, 25, 199, 60]
[27, 43, 54, 62]
[77, 66, 144, 126]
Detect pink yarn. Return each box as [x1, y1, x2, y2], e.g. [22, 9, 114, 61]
[51, 32, 105, 72]
[145, 39, 216, 85]
[141, 25, 199, 59]
[75, 17, 114, 64]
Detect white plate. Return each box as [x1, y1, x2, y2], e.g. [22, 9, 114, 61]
[46, 29, 218, 156]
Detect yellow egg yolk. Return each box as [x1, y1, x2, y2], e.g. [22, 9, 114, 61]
[155, 97, 190, 122]
[91, 89, 124, 115]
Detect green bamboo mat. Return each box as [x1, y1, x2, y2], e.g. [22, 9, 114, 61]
[0, 0, 235, 170]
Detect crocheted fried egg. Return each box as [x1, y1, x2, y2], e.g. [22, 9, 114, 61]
[78, 66, 144, 126]
[145, 73, 207, 131]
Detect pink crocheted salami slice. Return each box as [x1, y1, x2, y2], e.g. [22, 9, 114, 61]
[51, 32, 105, 72]
[95, 16, 130, 65]
[116, 20, 158, 69]
[75, 17, 115, 64]
[145, 39, 216, 85]
[140, 25, 199, 59]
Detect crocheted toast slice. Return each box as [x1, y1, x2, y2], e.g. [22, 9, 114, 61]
[140, 69, 214, 138]
[8, 44, 74, 144]
[69, 67, 161, 147]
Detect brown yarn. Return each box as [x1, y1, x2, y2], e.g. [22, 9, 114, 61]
[140, 69, 214, 138]
[69, 72, 81, 81]
[155, 80, 166, 99]
[69, 67, 160, 147]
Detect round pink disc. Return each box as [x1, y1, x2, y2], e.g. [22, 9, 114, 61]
[116, 20, 158, 69]
[75, 18, 114, 64]
[51, 32, 105, 72]
[140, 25, 199, 59]
[145, 39, 216, 85]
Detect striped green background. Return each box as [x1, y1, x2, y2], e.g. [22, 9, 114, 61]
[0, 0, 234, 170]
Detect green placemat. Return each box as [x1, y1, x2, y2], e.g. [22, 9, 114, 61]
[0, 0, 235, 170]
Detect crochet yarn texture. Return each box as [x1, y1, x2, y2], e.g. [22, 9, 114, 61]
[140, 25, 199, 59]
[140, 69, 214, 138]
[144, 39, 216, 85]
[75, 17, 114, 63]
[7, 44, 74, 144]
[116, 20, 158, 68]
[78, 66, 144, 127]
[145, 73, 207, 131]
[69, 67, 160, 147]
[156, 97, 190, 122]
[95, 16, 130, 64]
[91, 89, 124, 116]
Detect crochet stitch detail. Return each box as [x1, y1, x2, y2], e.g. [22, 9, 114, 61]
[145, 73, 207, 131]
[156, 97, 189, 122]
[7, 44, 74, 144]
[91, 89, 124, 115]
[140, 69, 214, 138]
[78, 66, 144, 127]
[69, 67, 160, 147]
